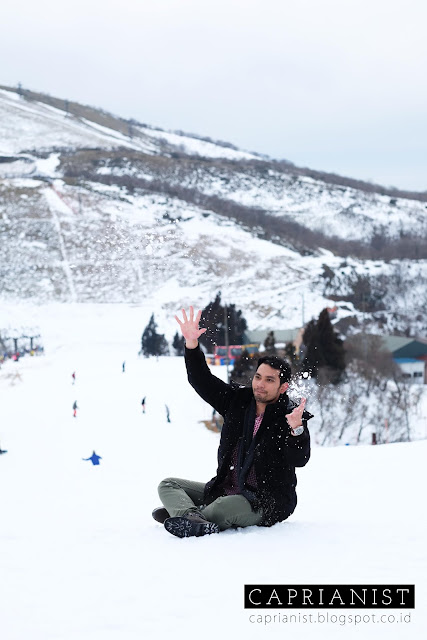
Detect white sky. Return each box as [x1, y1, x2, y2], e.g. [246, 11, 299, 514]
[1, 0, 426, 191]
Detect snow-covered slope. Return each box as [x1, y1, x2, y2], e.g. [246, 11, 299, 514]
[0, 304, 426, 639]
[182, 168, 427, 242]
[0, 89, 151, 154]
[0, 174, 344, 326]
[1, 86, 426, 336]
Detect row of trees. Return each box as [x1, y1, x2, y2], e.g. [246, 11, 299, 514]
[230, 309, 420, 445]
[139, 313, 184, 357]
[140, 298, 346, 385]
[231, 308, 346, 386]
[311, 334, 422, 445]
[139, 293, 247, 357]
[139, 299, 421, 444]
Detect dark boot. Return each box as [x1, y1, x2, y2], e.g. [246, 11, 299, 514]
[164, 511, 220, 538]
[152, 507, 170, 524]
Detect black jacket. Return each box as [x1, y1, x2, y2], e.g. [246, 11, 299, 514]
[185, 346, 312, 527]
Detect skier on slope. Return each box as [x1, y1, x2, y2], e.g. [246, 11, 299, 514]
[82, 451, 102, 466]
[73, 400, 78, 418]
[153, 306, 313, 539]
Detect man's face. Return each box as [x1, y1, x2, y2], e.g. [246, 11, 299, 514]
[252, 363, 288, 405]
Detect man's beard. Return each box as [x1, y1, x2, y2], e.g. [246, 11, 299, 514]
[253, 390, 278, 403]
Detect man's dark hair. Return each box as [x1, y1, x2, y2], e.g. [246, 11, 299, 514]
[256, 355, 291, 384]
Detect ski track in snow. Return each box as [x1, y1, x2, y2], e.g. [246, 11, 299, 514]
[43, 186, 77, 302]
[0, 304, 426, 639]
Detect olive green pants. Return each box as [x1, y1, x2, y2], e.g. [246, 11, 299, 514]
[158, 477, 263, 531]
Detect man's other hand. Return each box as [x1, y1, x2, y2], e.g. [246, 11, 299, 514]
[287, 398, 307, 431]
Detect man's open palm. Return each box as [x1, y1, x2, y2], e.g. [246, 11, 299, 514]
[175, 306, 207, 343]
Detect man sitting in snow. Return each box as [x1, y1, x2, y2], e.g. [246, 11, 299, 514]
[153, 306, 312, 538]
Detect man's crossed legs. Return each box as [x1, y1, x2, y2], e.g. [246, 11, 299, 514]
[156, 477, 263, 537]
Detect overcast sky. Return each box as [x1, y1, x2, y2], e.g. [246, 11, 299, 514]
[1, 0, 426, 191]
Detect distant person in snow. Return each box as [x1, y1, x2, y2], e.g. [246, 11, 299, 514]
[73, 400, 78, 418]
[82, 451, 102, 466]
[72, 371, 76, 384]
[165, 405, 171, 423]
[153, 306, 312, 539]
[141, 397, 146, 414]
[122, 361, 126, 373]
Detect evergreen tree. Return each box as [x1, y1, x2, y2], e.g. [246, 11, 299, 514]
[172, 331, 185, 356]
[140, 313, 169, 357]
[227, 303, 248, 344]
[199, 292, 223, 350]
[302, 308, 345, 383]
[199, 292, 248, 349]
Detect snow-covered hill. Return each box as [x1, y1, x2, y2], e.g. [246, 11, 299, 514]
[0, 304, 426, 639]
[1, 85, 426, 336]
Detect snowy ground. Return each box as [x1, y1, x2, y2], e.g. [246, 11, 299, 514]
[0, 304, 426, 639]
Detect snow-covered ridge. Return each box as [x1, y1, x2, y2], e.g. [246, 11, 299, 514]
[0, 88, 257, 161]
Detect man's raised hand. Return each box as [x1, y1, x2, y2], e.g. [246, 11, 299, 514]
[174, 306, 207, 349]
